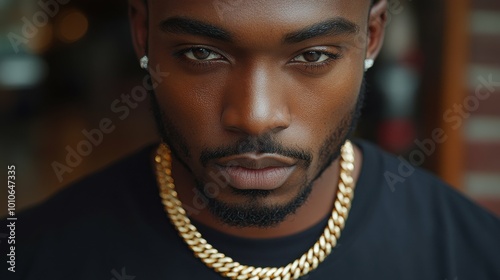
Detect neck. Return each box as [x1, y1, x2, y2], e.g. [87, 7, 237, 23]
[167, 144, 362, 239]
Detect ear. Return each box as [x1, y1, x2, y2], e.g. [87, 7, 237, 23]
[129, 0, 149, 60]
[366, 0, 388, 60]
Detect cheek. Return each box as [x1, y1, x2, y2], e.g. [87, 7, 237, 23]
[288, 63, 362, 146]
[154, 71, 227, 151]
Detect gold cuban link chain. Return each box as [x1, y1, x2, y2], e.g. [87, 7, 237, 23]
[154, 140, 356, 280]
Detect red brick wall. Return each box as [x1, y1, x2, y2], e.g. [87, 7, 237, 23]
[465, 0, 500, 216]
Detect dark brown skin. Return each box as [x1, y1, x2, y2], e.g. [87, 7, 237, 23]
[129, 0, 387, 238]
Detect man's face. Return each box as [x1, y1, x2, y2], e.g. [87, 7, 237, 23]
[136, 0, 381, 227]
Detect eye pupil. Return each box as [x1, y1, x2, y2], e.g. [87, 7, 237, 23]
[192, 48, 211, 59]
[303, 51, 321, 62]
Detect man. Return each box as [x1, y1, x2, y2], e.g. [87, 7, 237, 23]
[2, 0, 499, 279]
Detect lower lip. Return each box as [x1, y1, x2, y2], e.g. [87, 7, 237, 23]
[217, 166, 296, 190]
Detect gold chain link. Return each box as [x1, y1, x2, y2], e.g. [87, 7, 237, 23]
[154, 140, 356, 280]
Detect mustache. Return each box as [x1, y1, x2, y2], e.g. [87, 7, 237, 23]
[200, 134, 312, 167]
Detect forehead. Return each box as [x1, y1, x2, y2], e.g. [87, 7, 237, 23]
[148, 0, 371, 37]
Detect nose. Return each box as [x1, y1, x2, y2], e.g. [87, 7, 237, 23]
[221, 66, 291, 136]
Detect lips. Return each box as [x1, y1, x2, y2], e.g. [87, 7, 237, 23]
[214, 154, 297, 190]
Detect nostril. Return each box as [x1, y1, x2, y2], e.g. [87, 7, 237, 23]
[221, 106, 291, 136]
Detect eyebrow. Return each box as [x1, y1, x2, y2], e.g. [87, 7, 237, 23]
[160, 17, 233, 42]
[283, 18, 360, 44]
[159, 17, 359, 44]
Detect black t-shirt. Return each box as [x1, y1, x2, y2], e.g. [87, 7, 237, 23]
[2, 140, 500, 280]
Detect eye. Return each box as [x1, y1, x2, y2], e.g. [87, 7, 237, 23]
[292, 51, 337, 63]
[183, 47, 223, 61]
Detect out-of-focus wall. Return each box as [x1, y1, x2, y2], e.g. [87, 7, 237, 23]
[463, 0, 500, 214]
[0, 0, 158, 216]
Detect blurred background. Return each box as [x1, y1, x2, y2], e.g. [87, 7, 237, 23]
[0, 0, 499, 217]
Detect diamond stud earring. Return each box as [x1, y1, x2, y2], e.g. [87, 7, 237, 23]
[140, 55, 149, 70]
[364, 59, 374, 71]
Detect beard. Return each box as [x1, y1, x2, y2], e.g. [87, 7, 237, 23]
[149, 81, 365, 228]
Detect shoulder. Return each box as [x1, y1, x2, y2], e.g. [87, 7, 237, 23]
[354, 138, 500, 229]
[349, 139, 500, 279]
[354, 139, 498, 219]
[0, 143, 160, 279]
[17, 143, 158, 226]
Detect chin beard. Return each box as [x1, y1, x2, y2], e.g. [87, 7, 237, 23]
[149, 80, 366, 228]
[199, 178, 314, 228]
